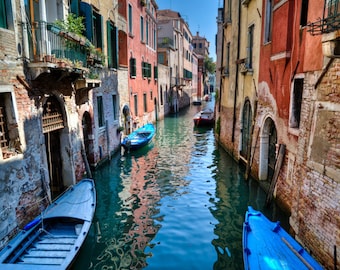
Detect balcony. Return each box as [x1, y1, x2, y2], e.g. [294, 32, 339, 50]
[23, 21, 101, 102]
[158, 37, 175, 50]
[171, 77, 186, 89]
[308, 0, 340, 35]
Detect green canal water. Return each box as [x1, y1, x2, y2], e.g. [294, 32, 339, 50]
[72, 101, 288, 270]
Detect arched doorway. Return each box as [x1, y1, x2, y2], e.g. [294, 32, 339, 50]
[240, 100, 252, 158]
[259, 117, 277, 181]
[42, 96, 65, 198]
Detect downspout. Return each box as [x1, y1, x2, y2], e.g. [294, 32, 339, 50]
[232, 0, 241, 143]
[218, 4, 225, 113]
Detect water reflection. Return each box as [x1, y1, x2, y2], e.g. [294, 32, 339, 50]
[72, 101, 288, 270]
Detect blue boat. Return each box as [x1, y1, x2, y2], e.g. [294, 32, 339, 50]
[243, 206, 323, 270]
[0, 178, 96, 269]
[121, 123, 155, 151]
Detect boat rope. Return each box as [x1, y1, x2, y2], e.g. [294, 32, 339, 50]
[17, 195, 49, 213]
[48, 195, 93, 206]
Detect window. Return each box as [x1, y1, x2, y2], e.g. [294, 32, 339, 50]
[290, 78, 304, 128]
[93, 11, 103, 49]
[160, 86, 164, 105]
[97, 96, 104, 127]
[128, 4, 133, 34]
[140, 16, 144, 42]
[150, 90, 153, 101]
[130, 57, 136, 78]
[225, 42, 230, 76]
[226, 0, 232, 22]
[142, 62, 151, 78]
[241, 100, 252, 158]
[143, 93, 147, 112]
[107, 21, 118, 69]
[264, 0, 273, 43]
[154, 65, 158, 79]
[0, 0, 13, 29]
[134, 94, 138, 116]
[246, 24, 254, 70]
[300, 0, 309, 27]
[112, 94, 117, 120]
[158, 53, 165, 64]
[80, 3, 103, 49]
[146, 20, 149, 45]
[0, 90, 21, 160]
[153, 27, 156, 49]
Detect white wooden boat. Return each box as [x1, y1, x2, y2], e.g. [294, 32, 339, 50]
[0, 178, 96, 269]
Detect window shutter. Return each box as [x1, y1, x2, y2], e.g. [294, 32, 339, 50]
[70, 0, 80, 16]
[80, 2, 93, 41]
[113, 26, 118, 68]
[154, 66, 158, 79]
[107, 20, 112, 68]
[0, 0, 7, 28]
[130, 58, 136, 77]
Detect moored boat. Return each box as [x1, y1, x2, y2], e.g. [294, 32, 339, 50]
[0, 178, 96, 269]
[243, 206, 323, 270]
[121, 123, 156, 151]
[193, 108, 215, 127]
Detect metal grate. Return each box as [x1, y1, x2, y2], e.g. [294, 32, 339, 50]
[307, 0, 340, 35]
[42, 112, 64, 133]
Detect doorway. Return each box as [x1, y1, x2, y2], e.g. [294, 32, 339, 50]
[259, 117, 277, 181]
[42, 96, 65, 198]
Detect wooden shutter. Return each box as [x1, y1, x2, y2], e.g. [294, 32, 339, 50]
[80, 2, 93, 41]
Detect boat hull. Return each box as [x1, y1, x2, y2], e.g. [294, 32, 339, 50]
[0, 179, 96, 269]
[121, 123, 155, 151]
[193, 109, 215, 127]
[243, 206, 322, 270]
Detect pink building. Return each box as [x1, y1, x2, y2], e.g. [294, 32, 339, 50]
[125, 0, 159, 131]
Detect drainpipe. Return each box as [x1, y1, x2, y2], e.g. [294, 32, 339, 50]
[218, 4, 225, 114]
[232, 0, 241, 143]
[38, 0, 51, 56]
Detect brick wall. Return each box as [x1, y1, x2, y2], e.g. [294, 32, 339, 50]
[291, 60, 340, 269]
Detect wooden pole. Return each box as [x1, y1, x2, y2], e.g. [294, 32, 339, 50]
[281, 237, 314, 270]
[265, 144, 286, 207]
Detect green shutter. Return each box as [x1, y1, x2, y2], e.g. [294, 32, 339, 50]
[70, 0, 80, 15]
[107, 20, 112, 68]
[154, 66, 158, 79]
[130, 58, 136, 77]
[0, 0, 7, 28]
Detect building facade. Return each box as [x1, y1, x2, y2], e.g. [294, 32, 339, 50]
[217, 0, 340, 268]
[0, 0, 127, 247]
[126, 0, 158, 130]
[192, 31, 210, 101]
[157, 9, 193, 112]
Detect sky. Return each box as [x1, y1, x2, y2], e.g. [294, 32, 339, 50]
[156, 0, 221, 61]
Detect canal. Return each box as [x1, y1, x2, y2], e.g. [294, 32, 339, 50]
[72, 100, 288, 270]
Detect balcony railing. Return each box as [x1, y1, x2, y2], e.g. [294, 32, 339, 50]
[158, 37, 175, 49]
[171, 77, 186, 87]
[25, 21, 102, 68]
[307, 0, 340, 35]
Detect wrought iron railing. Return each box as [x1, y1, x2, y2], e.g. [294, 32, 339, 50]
[307, 0, 340, 35]
[25, 21, 101, 67]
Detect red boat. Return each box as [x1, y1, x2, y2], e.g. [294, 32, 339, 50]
[193, 109, 215, 127]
